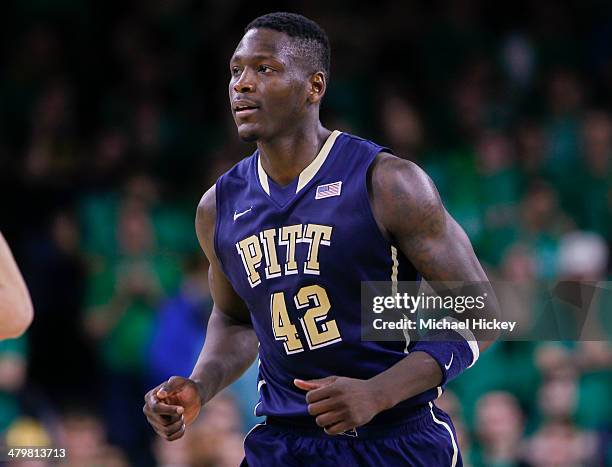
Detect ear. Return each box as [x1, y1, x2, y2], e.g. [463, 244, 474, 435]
[308, 71, 326, 104]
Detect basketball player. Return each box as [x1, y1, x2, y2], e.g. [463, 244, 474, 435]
[144, 12, 496, 466]
[0, 232, 33, 339]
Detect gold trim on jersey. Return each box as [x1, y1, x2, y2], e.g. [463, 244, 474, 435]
[257, 155, 271, 195]
[256, 130, 342, 195]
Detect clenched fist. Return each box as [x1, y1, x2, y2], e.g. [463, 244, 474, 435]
[143, 376, 203, 441]
[294, 376, 385, 435]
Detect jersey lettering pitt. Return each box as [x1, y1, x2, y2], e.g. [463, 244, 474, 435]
[214, 131, 441, 426]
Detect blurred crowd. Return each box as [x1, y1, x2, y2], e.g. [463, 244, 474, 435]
[0, 0, 611, 466]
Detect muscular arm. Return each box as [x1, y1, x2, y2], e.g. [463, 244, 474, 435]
[297, 153, 499, 435]
[189, 185, 259, 404]
[143, 186, 258, 440]
[0, 232, 33, 339]
[367, 152, 498, 409]
[370, 153, 489, 283]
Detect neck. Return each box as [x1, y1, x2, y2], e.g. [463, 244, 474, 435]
[257, 120, 331, 186]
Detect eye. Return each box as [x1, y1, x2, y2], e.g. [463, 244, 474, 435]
[258, 65, 274, 73]
[230, 66, 242, 77]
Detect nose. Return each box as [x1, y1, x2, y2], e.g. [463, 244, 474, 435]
[233, 69, 255, 93]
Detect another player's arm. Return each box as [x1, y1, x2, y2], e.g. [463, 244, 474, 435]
[143, 185, 259, 441]
[0, 232, 33, 339]
[296, 153, 499, 434]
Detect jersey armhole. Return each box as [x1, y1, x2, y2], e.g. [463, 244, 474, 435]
[359, 147, 395, 249]
[213, 178, 228, 276]
[360, 149, 422, 281]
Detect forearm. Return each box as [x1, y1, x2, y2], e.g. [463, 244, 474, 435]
[189, 306, 259, 404]
[369, 351, 442, 411]
[0, 233, 33, 339]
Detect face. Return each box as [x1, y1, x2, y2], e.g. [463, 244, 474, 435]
[229, 28, 316, 142]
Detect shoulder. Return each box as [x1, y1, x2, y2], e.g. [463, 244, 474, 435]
[218, 153, 257, 187]
[368, 152, 444, 237]
[199, 152, 257, 228]
[369, 152, 441, 208]
[338, 131, 386, 154]
[196, 185, 217, 248]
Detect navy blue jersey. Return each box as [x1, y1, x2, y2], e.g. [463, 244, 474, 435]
[214, 131, 442, 426]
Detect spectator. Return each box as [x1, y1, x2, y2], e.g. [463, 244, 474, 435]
[474, 391, 525, 467]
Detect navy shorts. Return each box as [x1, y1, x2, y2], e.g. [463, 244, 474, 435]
[241, 402, 462, 467]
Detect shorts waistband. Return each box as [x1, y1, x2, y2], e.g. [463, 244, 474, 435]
[266, 404, 435, 439]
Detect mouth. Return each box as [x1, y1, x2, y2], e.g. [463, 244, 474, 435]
[233, 101, 260, 117]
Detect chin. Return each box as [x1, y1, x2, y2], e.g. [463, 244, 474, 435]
[238, 132, 259, 143]
[236, 124, 262, 143]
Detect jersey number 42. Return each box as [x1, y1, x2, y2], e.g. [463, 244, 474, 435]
[271, 285, 342, 354]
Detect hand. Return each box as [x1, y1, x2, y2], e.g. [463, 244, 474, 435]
[143, 376, 203, 441]
[294, 376, 384, 435]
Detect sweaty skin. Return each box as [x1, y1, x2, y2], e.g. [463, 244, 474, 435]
[143, 27, 497, 440]
[0, 232, 33, 339]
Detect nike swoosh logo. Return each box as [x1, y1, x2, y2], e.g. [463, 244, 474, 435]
[233, 207, 252, 222]
[444, 353, 454, 370]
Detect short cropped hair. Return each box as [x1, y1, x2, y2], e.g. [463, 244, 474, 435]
[245, 12, 331, 80]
